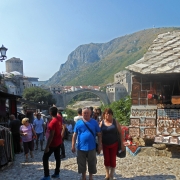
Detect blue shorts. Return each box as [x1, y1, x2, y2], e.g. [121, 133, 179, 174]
[36, 132, 44, 141]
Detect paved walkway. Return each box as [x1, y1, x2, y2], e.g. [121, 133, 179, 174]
[1, 140, 180, 180]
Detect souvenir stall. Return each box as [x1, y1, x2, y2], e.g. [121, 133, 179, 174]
[128, 73, 180, 146]
[126, 31, 180, 146]
[129, 75, 157, 145]
[0, 92, 21, 167]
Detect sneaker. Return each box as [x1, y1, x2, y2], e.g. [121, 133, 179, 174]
[51, 173, 60, 178]
[40, 176, 51, 180]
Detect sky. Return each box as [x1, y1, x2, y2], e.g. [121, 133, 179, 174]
[0, 0, 180, 81]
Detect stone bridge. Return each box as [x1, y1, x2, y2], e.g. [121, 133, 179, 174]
[53, 89, 110, 108]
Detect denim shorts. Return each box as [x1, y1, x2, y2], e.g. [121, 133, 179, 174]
[36, 132, 44, 141]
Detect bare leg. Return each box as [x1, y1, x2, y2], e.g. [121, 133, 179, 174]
[25, 153, 29, 162]
[89, 173, 93, 180]
[35, 140, 38, 150]
[109, 167, 115, 180]
[40, 140, 44, 151]
[82, 172, 86, 180]
[105, 166, 110, 179]
[30, 151, 33, 158]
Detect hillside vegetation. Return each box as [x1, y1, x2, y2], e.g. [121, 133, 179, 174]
[46, 27, 180, 86]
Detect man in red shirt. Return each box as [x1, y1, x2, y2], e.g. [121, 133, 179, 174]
[41, 107, 63, 180]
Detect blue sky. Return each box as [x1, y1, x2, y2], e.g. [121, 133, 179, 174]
[0, 0, 180, 81]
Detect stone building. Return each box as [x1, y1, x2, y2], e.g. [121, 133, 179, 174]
[106, 70, 132, 103]
[1, 57, 39, 96]
[114, 70, 132, 94]
[49, 85, 63, 94]
[6, 57, 23, 75]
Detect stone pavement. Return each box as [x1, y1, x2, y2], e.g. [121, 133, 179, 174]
[1, 140, 180, 180]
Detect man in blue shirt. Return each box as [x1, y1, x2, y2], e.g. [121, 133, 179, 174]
[71, 107, 102, 180]
[33, 113, 44, 151]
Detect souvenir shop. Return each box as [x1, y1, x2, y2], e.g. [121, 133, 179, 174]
[0, 91, 21, 167]
[129, 73, 180, 146]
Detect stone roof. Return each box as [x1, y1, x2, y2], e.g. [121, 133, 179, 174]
[126, 31, 180, 74]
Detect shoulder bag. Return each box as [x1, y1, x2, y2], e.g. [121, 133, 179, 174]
[81, 120, 98, 152]
[114, 119, 126, 158]
[30, 124, 36, 140]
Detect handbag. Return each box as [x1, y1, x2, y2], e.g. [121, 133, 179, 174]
[82, 120, 98, 152]
[114, 119, 126, 158]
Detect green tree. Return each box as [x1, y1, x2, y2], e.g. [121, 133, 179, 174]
[101, 96, 131, 126]
[65, 108, 77, 120]
[23, 87, 56, 105]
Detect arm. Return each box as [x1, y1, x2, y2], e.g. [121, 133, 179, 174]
[61, 124, 65, 138]
[71, 132, 77, 153]
[97, 132, 102, 154]
[32, 126, 37, 139]
[44, 130, 55, 153]
[116, 120, 125, 151]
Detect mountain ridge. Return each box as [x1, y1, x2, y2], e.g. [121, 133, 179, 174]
[44, 27, 180, 86]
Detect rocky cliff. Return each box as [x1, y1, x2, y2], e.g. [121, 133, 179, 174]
[45, 27, 180, 86]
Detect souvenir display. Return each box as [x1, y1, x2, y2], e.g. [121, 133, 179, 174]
[129, 115, 156, 138]
[131, 109, 156, 118]
[130, 118, 140, 127]
[154, 136, 163, 143]
[144, 128, 156, 138]
[162, 136, 170, 144]
[169, 137, 179, 144]
[129, 127, 140, 137]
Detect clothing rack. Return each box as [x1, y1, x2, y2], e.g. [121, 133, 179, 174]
[0, 125, 14, 167]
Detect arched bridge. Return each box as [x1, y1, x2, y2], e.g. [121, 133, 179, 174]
[53, 89, 110, 108]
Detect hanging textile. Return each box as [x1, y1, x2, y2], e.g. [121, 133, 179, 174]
[0, 125, 14, 167]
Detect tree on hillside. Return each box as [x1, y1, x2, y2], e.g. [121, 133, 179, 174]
[65, 108, 77, 120]
[101, 96, 131, 126]
[23, 87, 56, 105]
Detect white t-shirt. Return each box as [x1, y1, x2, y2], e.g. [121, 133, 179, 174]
[74, 115, 83, 123]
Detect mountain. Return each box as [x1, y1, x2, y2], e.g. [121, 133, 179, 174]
[45, 27, 180, 86]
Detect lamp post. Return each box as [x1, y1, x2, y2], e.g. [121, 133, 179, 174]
[0, 45, 8, 62]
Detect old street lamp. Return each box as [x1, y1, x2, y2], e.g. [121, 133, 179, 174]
[0, 45, 8, 62]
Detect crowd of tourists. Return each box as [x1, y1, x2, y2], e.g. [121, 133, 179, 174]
[1, 106, 125, 180]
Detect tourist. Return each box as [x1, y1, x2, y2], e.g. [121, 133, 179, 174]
[33, 113, 44, 151]
[71, 107, 102, 180]
[89, 106, 94, 118]
[66, 122, 73, 134]
[20, 118, 37, 162]
[41, 107, 63, 180]
[9, 114, 21, 154]
[99, 108, 125, 180]
[92, 111, 99, 123]
[74, 108, 83, 123]
[96, 107, 102, 122]
[57, 110, 66, 159]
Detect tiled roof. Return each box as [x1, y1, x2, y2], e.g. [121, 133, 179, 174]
[126, 31, 180, 74]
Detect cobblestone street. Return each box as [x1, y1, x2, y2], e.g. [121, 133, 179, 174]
[1, 140, 180, 180]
